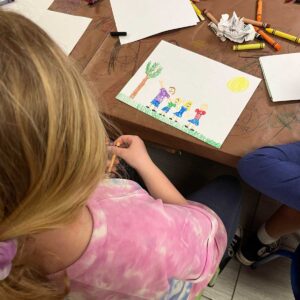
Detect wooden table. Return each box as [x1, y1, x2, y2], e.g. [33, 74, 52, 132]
[51, 0, 300, 167]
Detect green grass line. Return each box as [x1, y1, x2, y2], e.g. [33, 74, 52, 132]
[116, 93, 221, 149]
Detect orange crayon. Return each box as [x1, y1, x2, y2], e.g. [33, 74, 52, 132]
[257, 0, 263, 21]
[255, 27, 281, 51]
[108, 141, 120, 173]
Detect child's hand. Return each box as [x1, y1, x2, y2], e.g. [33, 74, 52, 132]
[110, 135, 152, 171]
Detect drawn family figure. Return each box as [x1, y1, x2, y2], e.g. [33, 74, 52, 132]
[171, 100, 193, 122]
[185, 104, 208, 131]
[147, 80, 176, 112]
[130, 61, 163, 99]
[160, 97, 182, 117]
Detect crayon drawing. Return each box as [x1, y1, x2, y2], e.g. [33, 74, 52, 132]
[146, 80, 175, 112]
[185, 104, 208, 131]
[130, 62, 162, 99]
[160, 97, 182, 117]
[171, 100, 193, 123]
[116, 41, 261, 148]
[227, 76, 250, 93]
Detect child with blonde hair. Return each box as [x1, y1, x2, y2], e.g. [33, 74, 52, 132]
[0, 10, 241, 300]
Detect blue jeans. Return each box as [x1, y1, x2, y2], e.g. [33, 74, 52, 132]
[188, 176, 242, 249]
[238, 142, 300, 212]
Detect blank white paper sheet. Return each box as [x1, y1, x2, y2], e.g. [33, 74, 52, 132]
[259, 53, 300, 102]
[3, 0, 92, 55]
[110, 0, 199, 45]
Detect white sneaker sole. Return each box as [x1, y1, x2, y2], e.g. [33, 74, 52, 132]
[236, 249, 255, 266]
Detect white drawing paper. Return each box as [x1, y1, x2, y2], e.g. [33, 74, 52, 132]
[110, 0, 199, 45]
[260, 53, 300, 102]
[116, 41, 261, 148]
[5, 0, 54, 10]
[3, 0, 91, 55]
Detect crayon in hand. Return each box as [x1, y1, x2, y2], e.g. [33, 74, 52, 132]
[108, 142, 120, 173]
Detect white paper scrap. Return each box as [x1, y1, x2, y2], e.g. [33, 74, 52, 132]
[209, 12, 256, 43]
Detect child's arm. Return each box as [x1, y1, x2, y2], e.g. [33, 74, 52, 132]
[111, 135, 187, 205]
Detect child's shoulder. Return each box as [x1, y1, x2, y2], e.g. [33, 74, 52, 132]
[89, 178, 146, 202]
[100, 178, 141, 190]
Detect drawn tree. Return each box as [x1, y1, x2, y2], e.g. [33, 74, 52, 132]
[130, 61, 162, 99]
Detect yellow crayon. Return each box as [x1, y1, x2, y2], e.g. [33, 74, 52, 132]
[233, 43, 265, 51]
[190, 2, 205, 21]
[265, 27, 300, 44]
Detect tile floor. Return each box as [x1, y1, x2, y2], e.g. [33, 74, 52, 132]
[147, 144, 296, 300]
[203, 258, 293, 300]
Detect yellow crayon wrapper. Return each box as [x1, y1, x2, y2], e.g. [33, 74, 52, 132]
[191, 2, 205, 21]
[265, 28, 300, 44]
[233, 43, 265, 51]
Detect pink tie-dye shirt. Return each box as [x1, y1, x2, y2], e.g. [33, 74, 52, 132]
[64, 179, 227, 300]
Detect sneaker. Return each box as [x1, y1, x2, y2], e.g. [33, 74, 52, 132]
[236, 233, 280, 266]
[219, 227, 242, 272]
[229, 227, 242, 257]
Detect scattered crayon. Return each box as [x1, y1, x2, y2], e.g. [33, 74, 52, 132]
[203, 9, 219, 25]
[242, 17, 270, 28]
[257, 0, 263, 21]
[265, 27, 300, 43]
[255, 27, 281, 51]
[233, 43, 265, 51]
[110, 32, 127, 37]
[191, 2, 205, 21]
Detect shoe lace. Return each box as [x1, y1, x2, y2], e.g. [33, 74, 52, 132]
[266, 240, 280, 253]
[258, 240, 280, 257]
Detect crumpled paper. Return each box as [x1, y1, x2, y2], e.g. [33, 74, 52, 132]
[208, 12, 256, 43]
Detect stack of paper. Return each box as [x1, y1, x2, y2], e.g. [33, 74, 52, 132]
[259, 53, 300, 102]
[3, 0, 92, 55]
[110, 0, 199, 45]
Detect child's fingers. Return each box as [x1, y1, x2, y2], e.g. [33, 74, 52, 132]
[113, 135, 138, 147]
[108, 145, 127, 158]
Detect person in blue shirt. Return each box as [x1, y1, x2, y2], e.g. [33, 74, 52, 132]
[237, 142, 300, 265]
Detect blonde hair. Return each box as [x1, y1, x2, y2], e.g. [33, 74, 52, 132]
[0, 10, 108, 299]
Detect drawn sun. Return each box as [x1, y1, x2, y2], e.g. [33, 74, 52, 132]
[227, 76, 250, 93]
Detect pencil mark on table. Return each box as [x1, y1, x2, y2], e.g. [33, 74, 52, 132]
[108, 40, 121, 74]
[131, 42, 141, 76]
[268, 109, 300, 142]
[168, 39, 180, 46]
[106, 43, 140, 75]
[94, 17, 114, 32]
